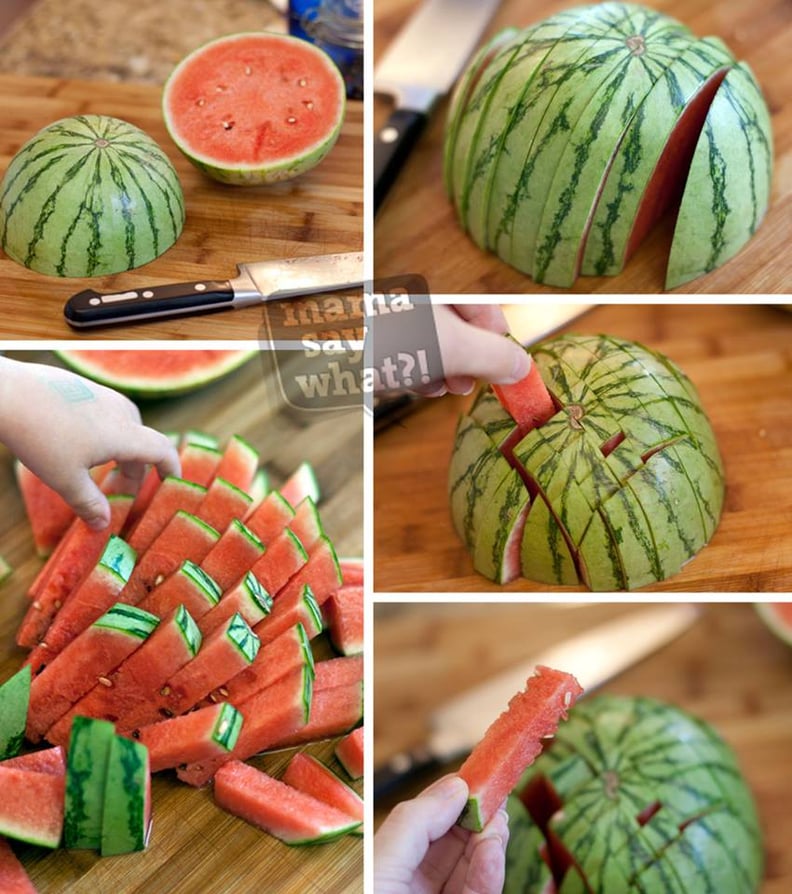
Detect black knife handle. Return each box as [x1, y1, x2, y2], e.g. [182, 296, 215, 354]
[374, 746, 445, 799]
[64, 280, 234, 329]
[374, 108, 428, 215]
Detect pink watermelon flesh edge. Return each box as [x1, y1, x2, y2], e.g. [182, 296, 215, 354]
[283, 752, 363, 825]
[335, 726, 364, 780]
[456, 666, 583, 832]
[0, 837, 37, 894]
[0, 766, 64, 848]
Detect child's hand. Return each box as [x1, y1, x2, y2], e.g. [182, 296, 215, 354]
[0, 358, 180, 530]
[374, 775, 509, 894]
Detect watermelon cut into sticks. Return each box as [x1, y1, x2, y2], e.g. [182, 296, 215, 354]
[162, 32, 346, 185]
[283, 753, 363, 828]
[63, 716, 115, 849]
[335, 726, 363, 780]
[456, 665, 583, 833]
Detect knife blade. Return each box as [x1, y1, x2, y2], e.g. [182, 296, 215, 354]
[374, 0, 502, 212]
[63, 251, 364, 328]
[374, 604, 698, 796]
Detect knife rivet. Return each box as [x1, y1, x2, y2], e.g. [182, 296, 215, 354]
[142, 290, 154, 298]
[89, 297, 101, 306]
[195, 283, 207, 292]
[381, 126, 399, 144]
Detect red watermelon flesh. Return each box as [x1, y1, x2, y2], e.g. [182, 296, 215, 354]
[335, 726, 363, 780]
[197, 571, 272, 637]
[178, 443, 223, 488]
[136, 701, 243, 773]
[177, 666, 311, 787]
[15, 464, 77, 559]
[127, 477, 207, 553]
[0, 766, 65, 848]
[245, 490, 294, 544]
[254, 583, 323, 646]
[195, 477, 253, 533]
[17, 495, 134, 648]
[314, 656, 363, 691]
[214, 435, 259, 493]
[213, 761, 360, 845]
[0, 746, 65, 775]
[456, 665, 583, 832]
[0, 837, 37, 893]
[137, 559, 221, 621]
[283, 753, 363, 825]
[339, 558, 364, 587]
[492, 359, 556, 436]
[280, 462, 321, 508]
[288, 497, 324, 552]
[249, 528, 308, 597]
[324, 585, 363, 656]
[275, 535, 341, 607]
[200, 520, 264, 592]
[268, 680, 362, 750]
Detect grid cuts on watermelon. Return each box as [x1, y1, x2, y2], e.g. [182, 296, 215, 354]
[214, 760, 361, 845]
[282, 753, 363, 828]
[162, 32, 346, 185]
[334, 726, 363, 780]
[451, 334, 726, 590]
[444, 2, 773, 289]
[456, 666, 583, 833]
[0, 115, 184, 278]
[0, 765, 64, 848]
[504, 696, 763, 894]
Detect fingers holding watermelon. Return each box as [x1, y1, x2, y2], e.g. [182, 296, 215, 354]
[0, 358, 179, 530]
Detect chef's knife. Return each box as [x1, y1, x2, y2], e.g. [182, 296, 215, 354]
[63, 251, 364, 328]
[374, 0, 502, 212]
[374, 604, 698, 796]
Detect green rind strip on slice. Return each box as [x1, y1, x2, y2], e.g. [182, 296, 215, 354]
[97, 535, 137, 583]
[211, 702, 243, 752]
[300, 664, 314, 722]
[64, 715, 115, 849]
[173, 603, 202, 658]
[0, 666, 31, 759]
[294, 622, 316, 679]
[180, 430, 220, 450]
[227, 518, 265, 550]
[239, 572, 273, 616]
[301, 585, 324, 637]
[93, 603, 159, 639]
[100, 734, 149, 856]
[226, 612, 260, 663]
[173, 510, 221, 541]
[180, 560, 222, 604]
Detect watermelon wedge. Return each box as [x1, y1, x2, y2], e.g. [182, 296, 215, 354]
[196, 477, 253, 533]
[339, 558, 364, 587]
[254, 583, 323, 646]
[280, 462, 321, 508]
[245, 490, 294, 544]
[197, 571, 271, 637]
[324, 585, 363, 656]
[456, 665, 583, 832]
[213, 435, 259, 493]
[162, 32, 346, 185]
[288, 497, 324, 552]
[0, 666, 31, 759]
[283, 753, 363, 828]
[0, 837, 36, 893]
[100, 733, 151, 856]
[63, 715, 115, 849]
[137, 559, 221, 620]
[249, 528, 308, 596]
[492, 354, 556, 435]
[214, 761, 360, 844]
[178, 443, 223, 488]
[335, 726, 363, 781]
[0, 766, 64, 848]
[128, 477, 208, 553]
[200, 519, 264, 591]
[270, 680, 362, 750]
[275, 535, 341, 607]
[15, 463, 76, 558]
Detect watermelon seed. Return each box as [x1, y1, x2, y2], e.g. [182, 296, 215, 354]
[302, 100, 314, 111]
[244, 65, 252, 76]
[32, 600, 41, 610]
[97, 676, 112, 687]
[218, 686, 229, 698]
[286, 116, 297, 125]
[215, 84, 227, 92]
[196, 98, 206, 107]
[563, 690, 573, 707]
[222, 120, 235, 131]
[160, 686, 171, 696]
[53, 600, 62, 610]
[298, 78, 307, 87]
[154, 574, 165, 586]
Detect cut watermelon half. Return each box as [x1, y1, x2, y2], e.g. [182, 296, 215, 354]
[335, 726, 363, 781]
[0, 837, 37, 893]
[456, 665, 583, 832]
[55, 350, 255, 397]
[162, 32, 346, 185]
[0, 765, 64, 848]
[282, 753, 363, 828]
[214, 761, 360, 844]
[0, 666, 30, 759]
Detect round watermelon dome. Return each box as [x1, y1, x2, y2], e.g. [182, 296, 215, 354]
[505, 695, 763, 893]
[162, 32, 346, 185]
[444, 2, 772, 289]
[0, 115, 185, 278]
[448, 334, 725, 590]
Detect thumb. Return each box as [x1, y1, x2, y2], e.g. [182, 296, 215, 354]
[59, 469, 111, 530]
[439, 315, 531, 384]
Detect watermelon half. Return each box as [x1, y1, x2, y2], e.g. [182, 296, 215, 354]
[450, 334, 725, 590]
[444, 3, 772, 289]
[504, 695, 763, 894]
[162, 32, 346, 185]
[56, 350, 255, 398]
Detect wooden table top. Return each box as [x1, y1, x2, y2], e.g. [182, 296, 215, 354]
[373, 601, 792, 893]
[374, 0, 792, 294]
[374, 303, 792, 592]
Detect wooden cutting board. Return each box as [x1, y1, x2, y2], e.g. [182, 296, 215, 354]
[0, 75, 362, 340]
[373, 602, 792, 893]
[0, 351, 362, 893]
[374, 0, 792, 294]
[374, 303, 792, 592]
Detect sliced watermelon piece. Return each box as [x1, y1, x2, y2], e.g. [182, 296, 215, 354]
[280, 461, 320, 508]
[137, 559, 221, 620]
[1, 745, 65, 775]
[27, 604, 159, 743]
[245, 468, 270, 513]
[0, 766, 64, 848]
[244, 490, 294, 544]
[324, 585, 363, 656]
[0, 666, 31, 759]
[314, 656, 363, 690]
[275, 535, 342, 607]
[100, 733, 151, 856]
[15, 462, 74, 558]
[335, 726, 363, 780]
[206, 622, 313, 707]
[49, 604, 202, 744]
[136, 701, 243, 773]
[493, 356, 556, 436]
[456, 665, 583, 832]
[178, 443, 224, 488]
[128, 477, 208, 553]
[197, 571, 272, 637]
[283, 753, 363, 828]
[214, 761, 359, 844]
[270, 679, 362, 750]
[119, 511, 219, 606]
[180, 431, 219, 450]
[0, 837, 37, 893]
[288, 497, 324, 551]
[250, 528, 308, 597]
[254, 583, 323, 646]
[17, 494, 134, 648]
[214, 435, 259, 492]
[200, 519, 264, 591]
[177, 667, 311, 787]
[196, 477, 253, 533]
[339, 558, 364, 587]
[63, 715, 115, 849]
[26, 535, 137, 675]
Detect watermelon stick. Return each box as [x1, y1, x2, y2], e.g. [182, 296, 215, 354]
[456, 666, 583, 833]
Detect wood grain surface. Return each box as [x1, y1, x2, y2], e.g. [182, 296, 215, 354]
[374, 0, 791, 294]
[0, 350, 363, 893]
[373, 602, 792, 893]
[374, 303, 792, 592]
[0, 75, 362, 340]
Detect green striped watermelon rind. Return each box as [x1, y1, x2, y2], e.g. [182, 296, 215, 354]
[506, 695, 763, 893]
[0, 115, 184, 278]
[0, 665, 31, 760]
